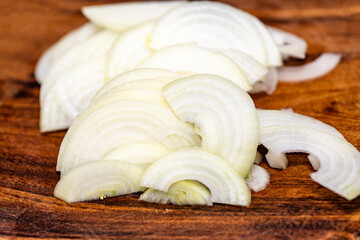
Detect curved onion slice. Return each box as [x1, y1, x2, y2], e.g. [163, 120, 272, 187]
[40, 57, 107, 132]
[107, 21, 155, 80]
[218, 49, 268, 85]
[149, 1, 282, 67]
[260, 126, 360, 200]
[267, 26, 307, 60]
[250, 68, 278, 95]
[91, 77, 182, 107]
[35, 23, 101, 84]
[54, 160, 144, 203]
[82, 1, 185, 31]
[258, 110, 344, 138]
[246, 165, 270, 192]
[141, 147, 251, 206]
[137, 43, 251, 91]
[57, 100, 198, 174]
[278, 53, 341, 82]
[92, 68, 180, 102]
[140, 180, 212, 206]
[102, 142, 169, 169]
[258, 110, 345, 169]
[91, 87, 169, 110]
[163, 74, 259, 177]
[40, 30, 120, 103]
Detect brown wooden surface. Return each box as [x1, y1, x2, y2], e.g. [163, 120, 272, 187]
[0, 0, 360, 239]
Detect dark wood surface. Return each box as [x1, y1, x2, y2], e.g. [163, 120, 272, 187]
[1, 0, 359, 239]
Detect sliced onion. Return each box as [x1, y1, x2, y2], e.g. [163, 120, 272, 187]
[107, 21, 155, 80]
[250, 68, 278, 95]
[258, 110, 344, 139]
[57, 100, 198, 174]
[267, 26, 307, 60]
[163, 74, 259, 177]
[54, 160, 144, 203]
[139, 180, 212, 206]
[92, 68, 180, 103]
[141, 147, 251, 206]
[260, 126, 360, 200]
[246, 165, 270, 192]
[82, 1, 185, 31]
[137, 43, 252, 91]
[101, 142, 169, 169]
[219, 49, 268, 85]
[278, 53, 341, 82]
[149, 1, 282, 67]
[258, 109, 345, 169]
[40, 30, 119, 103]
[35, 23, 101, 84]
[40, 57, 107, 132]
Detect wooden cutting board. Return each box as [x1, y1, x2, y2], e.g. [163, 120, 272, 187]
[0, 0, 359, 239]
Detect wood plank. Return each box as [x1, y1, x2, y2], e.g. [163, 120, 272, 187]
[0, 0, 359, 239]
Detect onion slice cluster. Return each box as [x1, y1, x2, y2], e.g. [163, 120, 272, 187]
[33, 1, 359, 205]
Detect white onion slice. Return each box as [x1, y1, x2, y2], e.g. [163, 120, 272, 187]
[137, 43, 251, 91]
[35, 23, 101, 84]
[278, 53, 341, 82]
[54, 160, 144, 203]
[141, 147, 251, 206]
[258, 110, 344, 139]
[267, 26, 307, 60]
[250, 68, 278, 95]
[57, 100, 198, 174]
[107, 21, 155, 80]
[218, 49, 268, 85]
[82, 1, 185, 31]
[258, 110, 345, 169]
[40, 57, 107, 132]
[163, 74, 259, 177]
[246, 165, 270, 192]
[102, 142, 169, 169]
[260, 126, 360, 200]
[40, 30, 119, 103]
[139, 180, 212, 206]
[149, 1, 282, 67]
[92, 68, 180, 103]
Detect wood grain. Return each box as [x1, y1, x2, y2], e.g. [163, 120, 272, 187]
[0, 0, 359, 239]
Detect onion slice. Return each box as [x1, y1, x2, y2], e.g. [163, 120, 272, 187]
[267, 26, 307, 60]
[107, 21, 155, 80]
[35, 23, 101, 84]
[250, 68, 278, 95]
[149, 1, 282, 67]
[40, 57, 107, 132]
[101, 142, 169, 169]
[246, 165, 270, 192]
[141, 147, 251, 206]
[258, 109, 345, 169]
[82, 1, 185, 31]
[40, 30, 120, 103]
[92, 68, 180, 103]
[278, 53, 341, 82]
[137, 43, 252, 91]
[57, 100, 199, 174]
[260, 126, 360, 200]
[139, 180, 212, 206]
[54, 160, 144, 203]
[163, 74, 259, 177]
[218, 49, 268, 85]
